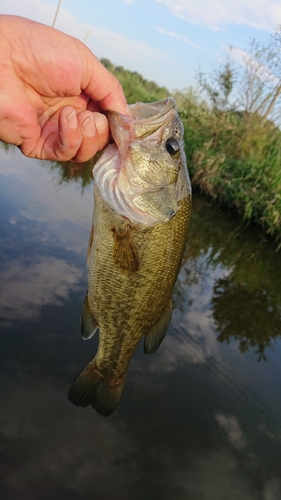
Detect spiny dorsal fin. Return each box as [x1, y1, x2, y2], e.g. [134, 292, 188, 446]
[81, 293, 99, 340]
[113, 225, 139, 272]
[144, 300, 172, 354]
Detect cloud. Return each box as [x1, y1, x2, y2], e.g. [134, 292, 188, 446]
[0, 377, 141, 497]
[131, 318, 216, 375]
[0, 374, 280, 500]
[0, 146, 93, 258]
[1, 0, 166, 67]
[263, 478, 281, 500]
[1, 0, 59, 26]
[131, 262, 226, 375]
[0, 256, 83, 322]
[178, 450, 254, 499]
[225, 47, 280, 84]
[0, 150, 90, 326]
[0, 0, 192, 88]
[156, 0, 281, 31]
[215, 413, 247, 451]
[157, 26, 200, 49]
[87, 26, 165, 66]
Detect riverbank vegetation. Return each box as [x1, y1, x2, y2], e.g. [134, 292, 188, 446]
[101, 30, 281, 243]
[174, 33, 281, 243]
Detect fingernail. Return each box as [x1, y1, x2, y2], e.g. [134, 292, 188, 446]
[82, 114, 107, 137]
[66, 110, 78, 129]
[95, 114, 108, 133]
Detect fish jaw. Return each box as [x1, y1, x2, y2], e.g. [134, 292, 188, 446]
[107, 97, 177, 155]
[93, 98, 191, 226]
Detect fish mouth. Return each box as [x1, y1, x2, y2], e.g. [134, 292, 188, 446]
[107, 97, 178, 144]
[129, 97, 176, 120]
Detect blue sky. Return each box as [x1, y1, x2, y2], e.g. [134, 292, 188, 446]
[1, 0, 281, 90]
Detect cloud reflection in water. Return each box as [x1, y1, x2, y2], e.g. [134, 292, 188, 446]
[0, 256, 83, 323]
[0, 146, 281, 499]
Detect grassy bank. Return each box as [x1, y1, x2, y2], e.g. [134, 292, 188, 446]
[175, 90, 281, 243]
[103, 58, 281, 243]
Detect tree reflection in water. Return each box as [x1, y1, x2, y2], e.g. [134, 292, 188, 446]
[212, 277, 281, 361]
[47, 155, 100, 191]
[184, 191, 281, 361]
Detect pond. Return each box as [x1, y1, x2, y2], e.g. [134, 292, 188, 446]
[0, 143, 281, 500]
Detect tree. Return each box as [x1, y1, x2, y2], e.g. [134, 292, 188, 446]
[180, 28, 281, 240]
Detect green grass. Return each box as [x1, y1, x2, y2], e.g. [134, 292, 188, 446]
[175, 90, 281, 243]
[100, 59, 281, 244]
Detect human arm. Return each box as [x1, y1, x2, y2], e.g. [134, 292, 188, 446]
[0, 15, 130, 162]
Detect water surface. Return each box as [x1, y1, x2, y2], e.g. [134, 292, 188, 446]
[0, 144, 281, 500]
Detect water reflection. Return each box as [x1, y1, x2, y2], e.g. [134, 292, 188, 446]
[0, 144, 281, 499]
[183, 193, 281, 361]
[1, 256, 83, 325]
[213, 277, 281, 361]
[47, 156, 98, 191]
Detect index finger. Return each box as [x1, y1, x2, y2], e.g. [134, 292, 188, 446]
[80, 43, 132, 116]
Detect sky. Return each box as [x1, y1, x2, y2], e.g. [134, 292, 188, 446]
[1, 0, 281, 91]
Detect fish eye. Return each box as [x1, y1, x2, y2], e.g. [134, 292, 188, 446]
[165, 137, 180, 156]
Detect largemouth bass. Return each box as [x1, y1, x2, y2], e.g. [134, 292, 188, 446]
[68, 97, 191, 416]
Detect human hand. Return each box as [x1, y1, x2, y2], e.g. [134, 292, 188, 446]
[0, 15, 130, 162]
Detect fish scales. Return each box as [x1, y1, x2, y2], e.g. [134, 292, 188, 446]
[89, 187, 191, 376]
[68, 97, 191, 416]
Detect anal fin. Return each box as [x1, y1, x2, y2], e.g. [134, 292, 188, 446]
[113, 225, 139, 272]
[144, 300, 172, 354]
[81, 293, 99, 340]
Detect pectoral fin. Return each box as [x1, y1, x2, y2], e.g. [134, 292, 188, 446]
[144, 300, 172, 354]
[134, 184, 178, 222]
[113, 225, 139, 272]
[81, 293, 99, 340]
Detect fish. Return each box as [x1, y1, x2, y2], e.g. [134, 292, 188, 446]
[68, 97, 191, 416]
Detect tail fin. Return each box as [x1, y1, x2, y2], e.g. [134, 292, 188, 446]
[68, 362, 126, 417]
